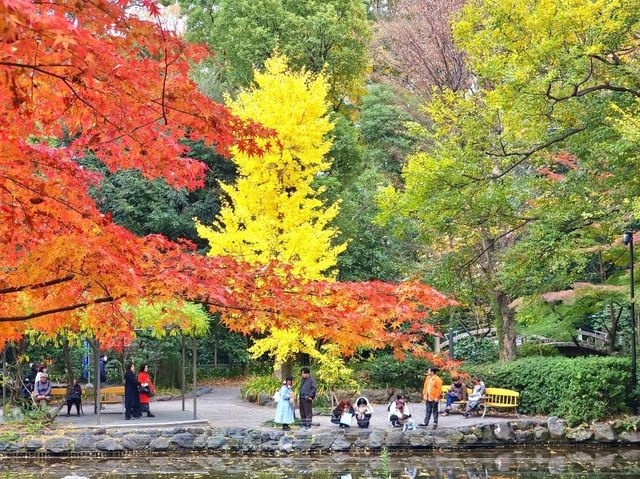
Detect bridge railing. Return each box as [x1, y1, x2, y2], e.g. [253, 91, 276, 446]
[437, 327, 618, 353]
[438, 328, 495, 351]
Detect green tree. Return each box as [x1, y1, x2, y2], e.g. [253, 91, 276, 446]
[327, 84, 421, 281]
[378, 0, 640, 360]
[377, 89, 539, 360]
[179, 0, 371, 107]
[85, 140, 236, 249]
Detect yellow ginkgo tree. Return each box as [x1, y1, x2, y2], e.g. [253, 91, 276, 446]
[196, 53, 348, 377]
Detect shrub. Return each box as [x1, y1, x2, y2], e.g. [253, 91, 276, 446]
[453, 337, 499, 364]
[241, 371, 339, 408]
[241, 374, 282, 402]
[517, 343, 559, 358]
[354, 353, 431, 390]
[463, 356, 631, 425]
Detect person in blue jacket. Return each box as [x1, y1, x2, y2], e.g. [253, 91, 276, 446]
[274, 376, 295, 431]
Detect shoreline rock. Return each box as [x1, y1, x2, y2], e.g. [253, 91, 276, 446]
[0, 418, 635, 456]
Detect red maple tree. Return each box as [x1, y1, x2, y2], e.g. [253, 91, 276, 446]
[1, 0, 453, 361]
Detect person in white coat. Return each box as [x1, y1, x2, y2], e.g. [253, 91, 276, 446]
[463, 378, 486, 418]
[387, 393, 411, 427]
[354, 396, 373, 428]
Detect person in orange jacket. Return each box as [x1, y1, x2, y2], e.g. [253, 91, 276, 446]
[420, 367, 442, 429]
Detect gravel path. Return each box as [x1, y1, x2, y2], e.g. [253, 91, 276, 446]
[47, 385, 514, 430]
[192, 386, 513, 430]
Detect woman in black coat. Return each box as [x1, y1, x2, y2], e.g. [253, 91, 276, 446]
[65, 378, 83, 416]
[124, 362, 141, 420]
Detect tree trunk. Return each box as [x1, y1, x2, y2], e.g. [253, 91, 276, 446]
[62, 336, 74, 387]
[607, 303, 620, 354]
[496, 290, 517, 361]
[277, 359, 293, 381]
[480, 234, 517, 361]
[14, 340, 25, 402]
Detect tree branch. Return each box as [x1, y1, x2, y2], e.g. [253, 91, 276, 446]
[0, 274, 75, 295]
[545, 57, 640, 101]
[479, 127, 587, 181]
[548, 82, 640, 101]
[0, 296, 117, 322]
[457, 220, 533, 273]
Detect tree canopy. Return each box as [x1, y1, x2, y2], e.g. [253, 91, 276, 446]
[197, 54, 345, 280]
[179, 0, 371, 107]
[1, 0, 452, 359]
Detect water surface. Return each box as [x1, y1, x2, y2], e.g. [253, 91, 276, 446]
[0, 447, 639, 478]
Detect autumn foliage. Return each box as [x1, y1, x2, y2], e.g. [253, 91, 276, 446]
[1, 0, 453, 359]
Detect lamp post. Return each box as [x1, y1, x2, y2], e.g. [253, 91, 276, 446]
[623, 229, 638, 414]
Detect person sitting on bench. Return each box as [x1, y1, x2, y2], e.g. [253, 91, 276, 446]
[463, 377, 485, 418]
[32, 372, 52, 405]
[65, 378, 82, 416]
[441, 376, 467, 416]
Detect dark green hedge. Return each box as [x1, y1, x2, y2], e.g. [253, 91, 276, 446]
[354, 353, 432, 390]
[463, 356, 631, 425]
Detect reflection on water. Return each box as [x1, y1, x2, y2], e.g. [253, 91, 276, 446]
[0, 447, 639, 478]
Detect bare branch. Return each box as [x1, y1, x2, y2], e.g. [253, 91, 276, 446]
[0, 296, 117, 322]
[457, 220, 534, 273]
[0, 274, 75, 295]
[478, 127, 587, 181]
[373, 0, 470, 97]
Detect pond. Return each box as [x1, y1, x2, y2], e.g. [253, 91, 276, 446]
[0, 447, 639, 478]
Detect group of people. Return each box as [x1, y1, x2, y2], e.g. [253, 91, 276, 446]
[273, 367, 317, 431]
[23, 361, 157, 420]
[123, 363, 156, 420]
[273, 368, 373, 431]
[331, 397, 373, 428]
[273, 366, 487, 432]
[419, 367, 487, 429]
[388, 369, 486, 430]
[25, 362, 84, 416]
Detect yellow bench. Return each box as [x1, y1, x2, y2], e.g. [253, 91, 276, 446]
[439, 385, 519, 418]
[482, 387, 519, 417]
[47, 385, 125, 418]
[54, 385, 124, 405]
[50, 387, 68, 401]
[49, 386, 84, 416]
[51, 385, 124, 405]
[97, 385, 125, 405]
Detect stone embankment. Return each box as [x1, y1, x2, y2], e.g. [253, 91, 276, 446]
[0, 417, 639, 455]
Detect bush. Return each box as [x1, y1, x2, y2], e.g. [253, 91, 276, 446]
[241, 374, 282, 402]
[453, 337, 499, 364]
[517, 343, 560, 358]
[354, 353, 431, 390]
[463, 356, 631, 425]
[241, 368, 353, 409]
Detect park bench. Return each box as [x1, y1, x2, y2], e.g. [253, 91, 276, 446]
[49, 385, 124, 416]
[439, 385, 519, 418]
[51, 385, 125, 406]
[50, 386, 71, 406]
[95, 385, 125, 406]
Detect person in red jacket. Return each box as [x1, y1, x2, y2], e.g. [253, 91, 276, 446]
[137, 363, 156, 418]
